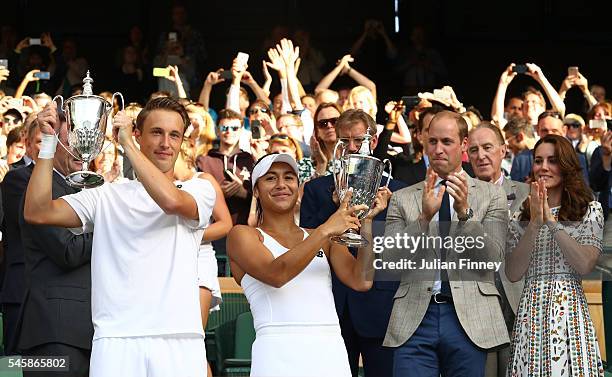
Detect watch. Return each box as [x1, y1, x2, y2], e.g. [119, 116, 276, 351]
[458, 208, 473, 221]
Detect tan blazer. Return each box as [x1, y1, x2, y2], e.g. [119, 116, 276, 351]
[499, 178, 530, 314]
[382, 174, 510, 349]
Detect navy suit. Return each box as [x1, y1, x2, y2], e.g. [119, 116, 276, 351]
[1, 165, 32, 354]
[300, 174, 406, 377]
[590, 146, 610, 220]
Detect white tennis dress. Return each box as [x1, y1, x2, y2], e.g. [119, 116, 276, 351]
[241, 228, 351, 377]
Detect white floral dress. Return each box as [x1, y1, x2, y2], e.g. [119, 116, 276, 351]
[506, 201, 605, 377]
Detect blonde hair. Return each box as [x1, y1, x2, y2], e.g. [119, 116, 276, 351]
[267, 134, 303, 161]
[186, 103, 217, 157]
[124, 103, 143, 122]
[344, 86, 377, 118]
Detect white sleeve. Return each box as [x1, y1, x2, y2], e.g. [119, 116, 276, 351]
[301, 109, 314, 145]
[181, 178, 216, 230]
[226, 83, 241, 113]
[61, 186, 103, 235]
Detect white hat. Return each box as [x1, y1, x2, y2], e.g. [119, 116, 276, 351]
[251, 153, 299, 190]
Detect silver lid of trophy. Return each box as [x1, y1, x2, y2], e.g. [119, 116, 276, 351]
[82, 71, 93, 96]
[357, 126, 373, 155]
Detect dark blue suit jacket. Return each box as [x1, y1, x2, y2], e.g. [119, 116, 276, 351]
[590, 146, 610, 220]
[300, 174, 406, 338]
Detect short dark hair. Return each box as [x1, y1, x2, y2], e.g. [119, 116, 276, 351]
[6, 125, 24, 149]
[417, 105, 445, 132]
[217, 108, 243, 125]
[428, 110, 468, 140]
[335, 109, 376, 137]
[136, 97, 190, 133]
[503, 117, 535, 138]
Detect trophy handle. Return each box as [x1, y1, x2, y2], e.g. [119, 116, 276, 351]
[50, 95, 82, 163]
[382, 159, 392, 188]
[112, 92, 125, 111]
[332, 140, 346, 200]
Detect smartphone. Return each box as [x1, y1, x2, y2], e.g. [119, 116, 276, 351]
[34, 71, 50, 80]
[251, 120, 263, 139]
[168, 32, 177, 42]
[400, 96, 421, 114]
[608, 120, 612, 131]
[219, 70, 233, 80]
[153, 67, 170, 77]
[236, 52, 249, 68]
[568, 66, 579, 77]
[512, 64, 528, 74]
[589, 119, 606, 129]
[29, 38, 41, 45]
[0, 59, 7, 68]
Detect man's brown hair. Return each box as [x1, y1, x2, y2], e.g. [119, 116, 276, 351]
[334, 109, 376, 137]
[428, 110, 468, 140]
[136, 97, 190, 133]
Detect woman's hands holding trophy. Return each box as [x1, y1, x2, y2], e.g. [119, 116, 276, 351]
[112, 110, 135, 147]
[322, 189, 368, 238]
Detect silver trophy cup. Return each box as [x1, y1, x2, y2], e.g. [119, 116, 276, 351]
[53, 71, 124, 188]
[332, 140, 391, 247]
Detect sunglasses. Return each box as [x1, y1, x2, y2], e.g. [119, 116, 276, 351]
[248, 107, 269, 115]
[565, 122, 582, 129]
[316, 117, 338, 128]
[270, 134, 290, 141]
[220, 125, 241, 132]
[2, 117, 20, 125]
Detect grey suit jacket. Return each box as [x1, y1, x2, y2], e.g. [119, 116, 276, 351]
[382, 174, 510, 349]
[499, 178, 529, 314]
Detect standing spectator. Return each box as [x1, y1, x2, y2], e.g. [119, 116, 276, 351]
[56, 38, 88, 98]
[114, 46, 149, 104]
[390, 26, 447, 95]
[383, 111, 509, 377]
[16, 119, 94, 377]
[589, 131, 612, 220]
[491, 63, 565, 128]
[293, 29, 325, 92]
[310, 102, 341, 176]
[505, 117, 537, 183]
[300, 110, 406, 377]
[466, 122, 529, 377]
[197, 109, 254, 227]
[0, 118, 41, 354]
[506, 135, 604, 376]
[153, 36, 194, 98]
[157, 3, 207, 96]
[5, 126, 25, 166]
[591, 84, 606, 103]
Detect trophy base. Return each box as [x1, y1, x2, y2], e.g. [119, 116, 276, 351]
[331, 231, 369, 248]
[66, 171, 105, 189]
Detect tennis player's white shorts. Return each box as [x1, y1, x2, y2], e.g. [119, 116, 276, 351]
[90, 334, 206, 377]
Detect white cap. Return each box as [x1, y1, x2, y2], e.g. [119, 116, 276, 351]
[251, 153, 299, 190]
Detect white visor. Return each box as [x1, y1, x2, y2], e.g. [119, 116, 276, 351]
[251, 153, 300, 190]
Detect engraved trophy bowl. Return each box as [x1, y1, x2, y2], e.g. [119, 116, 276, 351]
[331, 140, 391, 247]
[53, 71, 124, 188]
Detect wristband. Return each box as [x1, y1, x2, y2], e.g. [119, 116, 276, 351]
[38, 133, 58, 159]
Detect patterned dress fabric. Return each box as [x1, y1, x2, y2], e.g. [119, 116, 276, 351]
[506, 201, 604, 377]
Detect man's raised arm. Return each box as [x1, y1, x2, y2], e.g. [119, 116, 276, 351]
[24, 104, 83, 228]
